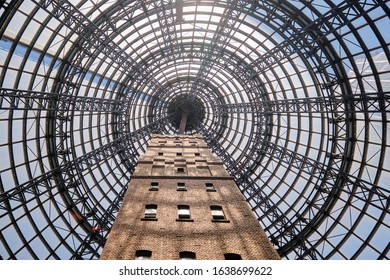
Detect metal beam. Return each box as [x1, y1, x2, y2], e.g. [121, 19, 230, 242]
[176, 0, 183, 23]
[194, 0, 240, 67]
[217, 93, 390, 114]
[25, 0, 173, 259]
[244, 1, 386, 78]
[148, 43, 265, 104]
[217, 96, 335, 114]
[0, 116, 170, 259]
[153, 0, 178, 55]
[0, 88, 127, 113]
[187, 0, 251, 103]
[34, 0, 167, 95]
[199, 111, 360, 260]
[0, 118, 160, 208]
[247, 138, 389, 257]
[198, 125, 319, 258]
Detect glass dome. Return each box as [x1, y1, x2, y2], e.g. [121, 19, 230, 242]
[0, 0, 389, 259]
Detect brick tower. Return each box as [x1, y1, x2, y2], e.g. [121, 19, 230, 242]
[100, 134, 280, 260]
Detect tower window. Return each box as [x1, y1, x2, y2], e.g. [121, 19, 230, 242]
[158, 152, 164, 156]
[205, 183, 216, 192]
[177, 182, 187, 191]
[179, 251, 196, 260]
[149, 182, 159, 191]
[143, 204, 157, 220]
[176, 152, 183, 156]
[194, 153, 200, 156]
[224, 253, 242, 260]
[177, 167, 185, 173]
[189, 141, 197, 145]
[177, 205, 191, 219]
[135, 250, 152, 260]
[210, 205, 225, 220]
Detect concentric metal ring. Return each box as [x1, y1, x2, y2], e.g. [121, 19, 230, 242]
[0, 0, 389, 259]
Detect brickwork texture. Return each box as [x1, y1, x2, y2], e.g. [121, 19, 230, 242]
[100, 134, 280, 260]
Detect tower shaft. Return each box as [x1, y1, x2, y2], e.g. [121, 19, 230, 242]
[178, 111, 188, 134]
[100, 134, 279, 260]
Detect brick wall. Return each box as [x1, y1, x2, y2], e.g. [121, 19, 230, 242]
[100, 135, 280, 260]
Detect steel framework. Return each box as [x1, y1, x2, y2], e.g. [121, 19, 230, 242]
[0, 0, 389, 259]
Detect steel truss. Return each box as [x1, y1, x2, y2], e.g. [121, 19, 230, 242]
[0, 0, 389, 260]
[199, 124, 322, 258]
[20, 0, 174, 259]
[217, 93, 390, 114]
[151, 39, 270, 143]
[35, 0, 169, 97]
[0, 88, 127, 113]
[0, 117, 169, 258]
[244, 1, 389, 80]
[154, 0, 178, 56]
[147, 43, 266, 137]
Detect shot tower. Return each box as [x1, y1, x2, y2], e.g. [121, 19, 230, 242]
[100, 132, 279, 260]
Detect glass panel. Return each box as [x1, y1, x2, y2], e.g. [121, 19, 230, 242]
[178, 206, 190, 218]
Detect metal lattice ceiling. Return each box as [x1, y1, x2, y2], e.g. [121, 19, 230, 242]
[0, 0, 389, 260]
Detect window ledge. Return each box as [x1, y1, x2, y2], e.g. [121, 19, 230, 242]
[141, 218, 158, 221]
[176, 219, 194, 222]
[212, 219, 230, 223]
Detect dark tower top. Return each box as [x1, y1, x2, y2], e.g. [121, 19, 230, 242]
[168, 95, 205, 133]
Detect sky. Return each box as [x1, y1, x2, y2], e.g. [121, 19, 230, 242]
[0, 0, 389, 260]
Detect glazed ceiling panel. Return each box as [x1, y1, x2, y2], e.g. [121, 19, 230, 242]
[0, 0, 389, 259]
